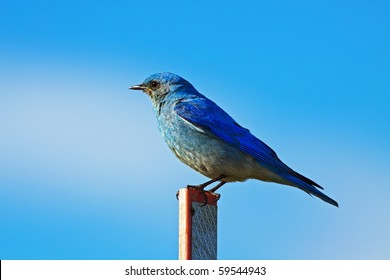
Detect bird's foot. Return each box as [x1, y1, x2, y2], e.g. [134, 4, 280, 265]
[213, 193, 221, 202]
[186, 184, 209, 206]
[184, 175, 227, 206]
[185, 185, 222, 206]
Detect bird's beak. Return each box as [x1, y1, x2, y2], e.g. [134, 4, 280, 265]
[129, 84, 146, 91]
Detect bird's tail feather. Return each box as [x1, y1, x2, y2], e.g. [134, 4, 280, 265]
[283, 173, 339, 207]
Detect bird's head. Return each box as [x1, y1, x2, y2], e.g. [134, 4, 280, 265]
[129, 72, 192, 103]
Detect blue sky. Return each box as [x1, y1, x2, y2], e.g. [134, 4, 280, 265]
[1, 0, 389, 259]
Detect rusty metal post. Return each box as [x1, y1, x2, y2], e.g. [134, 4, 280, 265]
[178, 187, 218, 260]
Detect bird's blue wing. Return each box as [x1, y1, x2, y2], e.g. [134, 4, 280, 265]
[174, 97, 338, 207]
[174, 97, 292, 176]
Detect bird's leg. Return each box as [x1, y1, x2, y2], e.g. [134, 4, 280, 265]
[176, 175, 226, 201]
[208, 181, 227, 193]
[187, 175, 226, 206]
[207, 181, 227, 203]
[187, 175, 226, 190]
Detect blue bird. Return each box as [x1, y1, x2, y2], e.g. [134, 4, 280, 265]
[130, 72, 338, 207]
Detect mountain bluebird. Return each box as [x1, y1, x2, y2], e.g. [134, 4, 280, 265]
[130, 72, 338, 207]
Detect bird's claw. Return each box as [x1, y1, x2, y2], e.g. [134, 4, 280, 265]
[213, 193, 221, 202]
[186, 184, 209, 206]
[199, 191, 221, 206]
[181, 183, 222, 207]
[200, 191, 209, 207]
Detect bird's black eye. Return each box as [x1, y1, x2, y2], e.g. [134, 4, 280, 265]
[150, 80, 160, 89]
